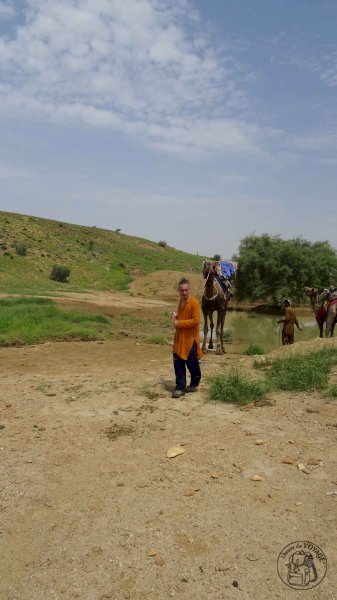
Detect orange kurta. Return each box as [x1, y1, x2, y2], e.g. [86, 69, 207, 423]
[172, 296, 203, 361]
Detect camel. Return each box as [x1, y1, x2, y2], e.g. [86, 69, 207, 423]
[303, 286, 326, 338]
[201, 261, 231, 355]
[318, 287, 337, 337]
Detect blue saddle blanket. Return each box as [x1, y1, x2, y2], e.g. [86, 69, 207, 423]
[220, 261, 236, 279]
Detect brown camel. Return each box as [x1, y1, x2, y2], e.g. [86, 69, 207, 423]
[318, 287, 337, 337]
[201, 261, 231, 355]
[303, 286, 326, 338]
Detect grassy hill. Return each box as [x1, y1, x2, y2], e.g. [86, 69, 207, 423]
[0, 211, 206, 294]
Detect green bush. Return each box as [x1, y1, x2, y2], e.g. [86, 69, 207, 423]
[50, 264, 71, 282]
[244, 344, 265, 356]
[158, 240, 167, 248]
[268, 348, 337, 391]
[206, 369, 268, 406]
[223, 328, 233, 342]
[15, 242, 28, 256]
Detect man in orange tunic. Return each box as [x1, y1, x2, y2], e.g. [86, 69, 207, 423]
[171, 278, 203, 399]
[277, 298, 302, 345]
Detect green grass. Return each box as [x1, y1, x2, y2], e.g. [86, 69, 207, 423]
[244, 343, 265, 355]
[143, 334, 167, 345]
[323, 384, 337, 398]
[267, 348, 337, 391]
[0, 211, 206, 293]
[0, 297, 112, 345]
[206, 369, 268, 406]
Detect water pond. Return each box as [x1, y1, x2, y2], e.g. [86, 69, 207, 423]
[205, 309, 319, 354]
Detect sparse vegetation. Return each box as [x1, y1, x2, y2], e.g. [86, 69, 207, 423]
[50, 264, 71, 282]
[206, 369, 268, 406]
[267, 348, 337, 391]
[141, 385, 160, 400]
[323, 384, 337, 399]
[144, 334, 167, 345]
[158, 240, 167, 248]
[244, 344, 265, 355]
[0, 297, 112, 345]
[15, 241, 28, 256]
[223, 328, 233, 342]
[0, 211, 205, 293]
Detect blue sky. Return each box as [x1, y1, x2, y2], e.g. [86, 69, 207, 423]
[0, 0, 336, 257]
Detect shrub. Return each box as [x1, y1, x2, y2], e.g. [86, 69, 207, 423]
[223, 328, 233, 342]
[207, 369, 268, 405]
[268, 348, 337, 391]
[50, 264, 71, 282]
[244, 344, 265, 356]
[158, 240, 167, 248]
[15, 242, 28, 256]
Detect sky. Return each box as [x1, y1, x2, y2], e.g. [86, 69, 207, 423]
[0, 0, 337, 258]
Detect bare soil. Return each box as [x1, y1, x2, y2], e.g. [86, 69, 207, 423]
[1, 288, 337, 600]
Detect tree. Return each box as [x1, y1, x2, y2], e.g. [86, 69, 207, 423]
[234, 234, 337, 303]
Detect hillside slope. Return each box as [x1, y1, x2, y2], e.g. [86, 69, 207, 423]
[0, 211, 206, 293]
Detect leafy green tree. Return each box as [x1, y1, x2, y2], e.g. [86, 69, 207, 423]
[234, 234, 337, 303]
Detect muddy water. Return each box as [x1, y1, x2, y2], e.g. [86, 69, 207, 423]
[203, 308, 319, 353]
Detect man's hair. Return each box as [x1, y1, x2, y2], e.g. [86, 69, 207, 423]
[178, 277, 190, 288]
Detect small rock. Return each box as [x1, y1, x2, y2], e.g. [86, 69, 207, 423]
[297, 463, 310, 474]
[217, 564, 230, 572]
[307, 458, 321, 465]
[255, 439, 264, 445]
[282, 456, 296, 465]
[326, 491, 337, 496]
[295, 502, 302, 506]
[232, 580, 239, 587]
[185, 489, 195, 497]
[0, 425, 5, 430]
[155, 558, 165, 566]
[211, 472, 221, 479]
[147, 548, 157, 557]
[166, 446, 186, 458]
[251, 475, 263, 481]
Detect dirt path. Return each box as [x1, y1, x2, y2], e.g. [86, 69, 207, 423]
[1, 292, 337, 599]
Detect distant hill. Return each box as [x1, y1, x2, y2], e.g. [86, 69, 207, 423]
[0, 211, 207, 294]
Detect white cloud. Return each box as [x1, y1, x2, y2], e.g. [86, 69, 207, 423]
[0, 0, 262, 158]
[0, 2, 17, 21]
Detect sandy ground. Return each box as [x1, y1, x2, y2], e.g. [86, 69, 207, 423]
[1, 290, 337, 600]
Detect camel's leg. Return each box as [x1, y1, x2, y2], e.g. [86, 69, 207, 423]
[208, 313, 214, 349]
[326, 313, 334, 337]
[215, 311, 223, 355]
[319, 321, 324, 338]
[202, 311, 208, 352]
[220, 314, 226, 353]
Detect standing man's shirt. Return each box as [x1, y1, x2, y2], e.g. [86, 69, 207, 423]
[172, 296, 203, 360]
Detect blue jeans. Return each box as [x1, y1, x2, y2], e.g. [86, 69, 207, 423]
[173, 342, 201, 391]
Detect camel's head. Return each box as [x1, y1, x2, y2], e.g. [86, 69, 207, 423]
[303, 286, 318, 297]
[202, 261, 217, 279]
